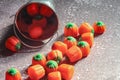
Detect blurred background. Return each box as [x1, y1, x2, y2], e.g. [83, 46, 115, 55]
[0, 0, 120, 80]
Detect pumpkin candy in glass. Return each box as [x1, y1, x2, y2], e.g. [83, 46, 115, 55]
[27, 3, 39, 16]
[39, 4, 53, 17]
[32, 15, 47, 28]
[28, 25, 43, 39]
[15, 2, 58, 47]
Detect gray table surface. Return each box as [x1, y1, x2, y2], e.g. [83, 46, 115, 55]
[0, 0, 120, 80]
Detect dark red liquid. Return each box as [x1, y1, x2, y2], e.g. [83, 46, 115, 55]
[16, 3, 58, 41]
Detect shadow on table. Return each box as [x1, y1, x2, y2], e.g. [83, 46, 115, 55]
[0, 24, 15, 57]
[0, 24, 44, 58]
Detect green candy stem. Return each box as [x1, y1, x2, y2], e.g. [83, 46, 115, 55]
[91, 29, 94, 34]
[67, 36, 76, 42]
[46, 60, 58, 68]
[77, 41, 87, 47]
[33, 53, 43, 61]
[7, 68, 17, 76]
[16, 43, 21, 50]
[55, 57, 61, 64]
[96, 21, 104, 26]
[66, 23, 74, 28]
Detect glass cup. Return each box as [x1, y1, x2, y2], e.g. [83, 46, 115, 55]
[14, 0, 58, 48]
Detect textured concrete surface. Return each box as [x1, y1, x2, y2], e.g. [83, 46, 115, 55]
[1, 0, 120, 80]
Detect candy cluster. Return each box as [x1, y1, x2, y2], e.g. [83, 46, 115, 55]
[5, 21, 106, 80]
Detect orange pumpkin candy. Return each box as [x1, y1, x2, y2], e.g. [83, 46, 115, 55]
[5, 68, 21, 80]
[58, 64, 74, 80]
[80, 32, 94, 47]
[32, 53, 46, 67]
[47, 50, 63, 64]
[64, 22, 79, 37]
[77, 41, 90, 57]
[28, 65, 45, 80]
[93, 21, 106, 34]
[5, 36, 21, 52]
[48, 71, 61, 80]
[63, 36, 77, 49]
[52, 41, 67, 56]
[45, 60, 58, 74]
[79, 22, 94, 35]
[66, 46, 82, 63]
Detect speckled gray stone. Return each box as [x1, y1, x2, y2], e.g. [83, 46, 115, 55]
[1, 0, 120, 80]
